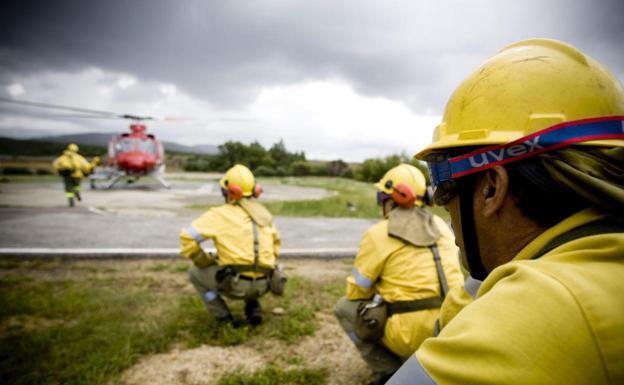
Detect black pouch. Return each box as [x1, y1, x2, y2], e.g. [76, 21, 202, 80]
[354, 299, 388, 343]
[215, 266, 236, 291]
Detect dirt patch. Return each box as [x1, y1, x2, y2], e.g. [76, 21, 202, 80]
[252, 313, 371, 385]
[119, 313, 370, 385]
[121, 345, 266, 385]
[292, 313, 371, 385]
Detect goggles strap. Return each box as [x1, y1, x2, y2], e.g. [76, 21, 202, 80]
[459, 178, 488, 280]
[431, 116, 624, 187]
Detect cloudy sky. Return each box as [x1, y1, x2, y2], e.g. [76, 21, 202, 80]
[1, 0, 622, 161]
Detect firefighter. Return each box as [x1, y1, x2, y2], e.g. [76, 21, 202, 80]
[388, 39, 624, 385]
[52, 143, 92, 207]
[179, 164, 282, 326]
[334, 164, 464, 385]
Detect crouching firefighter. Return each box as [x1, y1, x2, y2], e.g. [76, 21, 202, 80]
[179, 164, 285, 327]
[334, 164, 464, 385]
[52, 143, 93, 207]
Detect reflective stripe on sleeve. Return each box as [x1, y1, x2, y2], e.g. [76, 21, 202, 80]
[186, 226, 205, 243]
[352, 267, 373, 289]
[347, 331, 360, 343]
[464, 276, 482, 299]
[386, 355, 437, 385]
[203, 291, 218, 302]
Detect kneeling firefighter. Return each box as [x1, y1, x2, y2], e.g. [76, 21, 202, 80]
[334, 164, 464, 385]
[179, 164, 284, 326]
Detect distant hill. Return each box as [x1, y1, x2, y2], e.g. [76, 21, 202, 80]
[162, 141, 218, 155]
[36, 132, 219, 155]
[0, 132, 219, 157]
[0, 137, 105, 157]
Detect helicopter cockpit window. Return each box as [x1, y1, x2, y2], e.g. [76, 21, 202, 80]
[115, 138, 135, 153]
[138, 139, 157, 154]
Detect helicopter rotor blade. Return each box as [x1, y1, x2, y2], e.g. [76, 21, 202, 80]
[119, 114, 154, 121]
[0, 97, 157, 121]
[0, 97, 255, 124]
[0, 96, 120, 118]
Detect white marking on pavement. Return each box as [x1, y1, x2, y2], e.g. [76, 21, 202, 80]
[88, 206, 108, 216]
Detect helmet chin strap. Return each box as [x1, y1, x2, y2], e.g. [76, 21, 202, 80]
[458, 179, 489, 280]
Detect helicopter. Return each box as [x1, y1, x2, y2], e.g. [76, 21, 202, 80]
[0, 97, 174, 189]
[91, 118, 170, 189]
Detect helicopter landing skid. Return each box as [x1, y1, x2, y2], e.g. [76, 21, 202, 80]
[154, 174, 171, 189]
[104, 173, 125, 189]
[89, 167, 171, 189]
[89, 167, 125, 190]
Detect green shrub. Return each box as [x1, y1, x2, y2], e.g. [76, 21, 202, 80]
[254, 165, 278, 177]
[289, 161, 311, 176]
[1, 167, 33, 175]
[35, 169, 53, 175]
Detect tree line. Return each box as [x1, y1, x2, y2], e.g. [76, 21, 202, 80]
[183, 139, 429, 183]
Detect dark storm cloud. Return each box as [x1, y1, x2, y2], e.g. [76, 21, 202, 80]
[1, 0, 622, 113]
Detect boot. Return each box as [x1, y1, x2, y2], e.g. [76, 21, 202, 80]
[244, 299, 263, 326]
[75, 191, 82, 201]
[68, 197, 75, 207]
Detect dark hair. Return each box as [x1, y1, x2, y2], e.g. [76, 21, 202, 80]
[505, 157, 588, 228]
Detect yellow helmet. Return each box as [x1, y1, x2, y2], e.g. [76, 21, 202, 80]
[416, 38, 624, 188]
[67, 143, 79, 153]
[219, 164, 262, 200]
[375, 164, 427, 208]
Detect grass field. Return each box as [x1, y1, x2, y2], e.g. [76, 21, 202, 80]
[0, 258, 370, 385]
[261, 177, 380, 218]
[191, 176, 449, 221]
[261, 177, 449, 220]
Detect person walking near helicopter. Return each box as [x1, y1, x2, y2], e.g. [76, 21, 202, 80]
[52, 143, 94, 207]
[179, 164, 284, 327]
[334, 164, 464, 385]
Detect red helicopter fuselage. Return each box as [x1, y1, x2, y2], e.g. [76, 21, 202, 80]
[108, 124, 164, 175]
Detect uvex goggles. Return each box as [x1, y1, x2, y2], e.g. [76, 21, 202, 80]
[424, 116, 624, 204]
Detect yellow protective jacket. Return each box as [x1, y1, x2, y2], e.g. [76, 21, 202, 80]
[179, 199, 280, 277]
[52, 151, 91, 178]
[412, 209, 624, 385]
[347, 208, 464, 358]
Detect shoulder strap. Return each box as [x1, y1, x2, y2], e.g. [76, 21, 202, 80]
[251, 219, 260, 273]
[533, 217, 624, 260]
[384, 243, 449, 316]
[430, 244, 449, 299]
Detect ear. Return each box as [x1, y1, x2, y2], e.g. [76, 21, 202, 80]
[228, 184, 243, 201]
[481, 166, 509, 217]
[253, 183, 263, 198]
